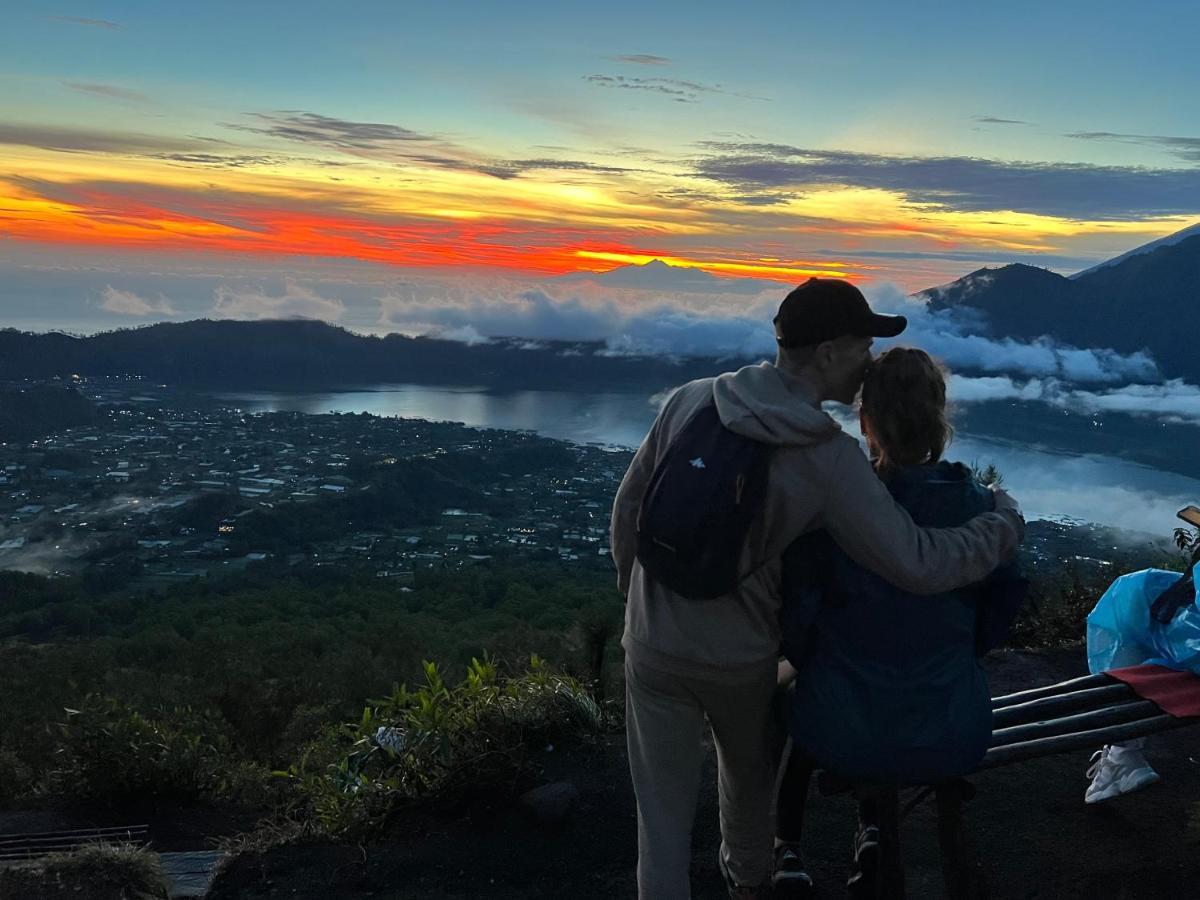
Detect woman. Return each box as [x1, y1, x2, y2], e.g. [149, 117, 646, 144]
[770, 348, 1027, 898]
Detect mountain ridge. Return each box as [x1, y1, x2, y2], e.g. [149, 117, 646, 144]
[922, 226, 1200, 379]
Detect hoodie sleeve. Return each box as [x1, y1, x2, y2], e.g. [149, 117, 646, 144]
[610, 408, 667, 597]
[820, 440, 1025, 596]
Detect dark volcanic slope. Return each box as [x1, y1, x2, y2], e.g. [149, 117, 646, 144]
[925, 234, 1200, 379]
[0, 319, 730, 392]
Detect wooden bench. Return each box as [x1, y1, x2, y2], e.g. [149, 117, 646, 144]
[807, 666, 1200, 900]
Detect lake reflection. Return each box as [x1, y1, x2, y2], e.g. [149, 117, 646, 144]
[214, 384, 661, 450]
[216, 383, 1200, 536]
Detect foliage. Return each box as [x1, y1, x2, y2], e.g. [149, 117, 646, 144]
[275, 655, 606, 839]
[1174, 526, 1200, 556]
[0, 842, 170, 900]
[971, 461, 1004, 487]
[1006, 559, 1106, 649]
[0, 562, 622, 805]
[46, 694, 267, 808]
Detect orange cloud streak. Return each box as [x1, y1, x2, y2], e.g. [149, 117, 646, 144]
[0, 178, 869, 283]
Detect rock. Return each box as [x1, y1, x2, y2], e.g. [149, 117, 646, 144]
[519, 781, 580, 824]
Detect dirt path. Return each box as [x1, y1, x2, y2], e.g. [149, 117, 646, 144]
[211, 646, 1200, 899]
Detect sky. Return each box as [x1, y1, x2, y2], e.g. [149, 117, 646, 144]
[2, 1, 1200, 334]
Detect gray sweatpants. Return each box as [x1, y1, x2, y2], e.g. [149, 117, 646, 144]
[625, 654, 778, 898]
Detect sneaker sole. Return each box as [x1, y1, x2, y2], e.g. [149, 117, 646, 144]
[773, 870, 815, 899]
[1085, 768, 1160, 804]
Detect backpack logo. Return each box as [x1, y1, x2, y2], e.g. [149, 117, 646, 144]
[689, 457, 706, 469]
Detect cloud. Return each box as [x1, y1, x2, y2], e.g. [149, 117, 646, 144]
[690, 142, 1200, 219]
[376, 277, 1160, 379]
[502, 158, 638, 176]
[47, 15, 119, 28]
[947, 374, 1050, 404]
[946, 373, 1200, 428]
[866, 282, 1158, 383]
[98, 286, 176, 316]
[583, 75, 769, 103]
[973, 116, 1030, 126]
[63, 82, 149, 103]
[0, 123, 200, 155]
[212, 282, 345, 321]
[1066, 131, 1200, 163]
[231, 111, 432, 150]
[823, 247, 1095, 269]
[608, 54, 672, 66]
[227, 110, 528, 178]
[148, 152, 284, 168]
[1070, 380, 1200, 423]
[437, 325, 490, 345]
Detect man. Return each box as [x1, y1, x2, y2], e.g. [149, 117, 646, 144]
[611, 278, 1024, 899]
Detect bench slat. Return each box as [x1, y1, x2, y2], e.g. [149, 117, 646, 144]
[991, 684, 1136, 728]
[989, 700, 1161, 748]
[981, 714, 1192, 769]
[990, 673, 1112, 709]
[0, 830, 149, 849]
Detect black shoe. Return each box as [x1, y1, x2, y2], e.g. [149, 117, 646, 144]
[845, 825, 880, 897]
[773, 843, 815, 898]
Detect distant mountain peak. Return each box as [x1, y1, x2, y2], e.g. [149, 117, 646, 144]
[919, 262, 1066, 304]
[558, 259, 785, 294]
[1071, 220, 1200, 279]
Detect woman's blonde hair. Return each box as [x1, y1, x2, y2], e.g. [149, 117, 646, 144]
[860, 347, 953, 474]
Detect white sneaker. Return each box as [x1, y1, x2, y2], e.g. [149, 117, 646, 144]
[1085, 745, 1160, 804]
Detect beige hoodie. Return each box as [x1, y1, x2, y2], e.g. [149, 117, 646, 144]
[612, 361, 1024, 679]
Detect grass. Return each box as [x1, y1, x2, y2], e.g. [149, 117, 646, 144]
[0, 843, 170, 900]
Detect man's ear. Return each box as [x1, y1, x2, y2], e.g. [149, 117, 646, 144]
[814, 340, 835, 370]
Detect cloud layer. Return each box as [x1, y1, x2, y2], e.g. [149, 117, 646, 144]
[98, 286, 176, 316]
[691, 142, 1200, 219]
[212, 282, 345, 321]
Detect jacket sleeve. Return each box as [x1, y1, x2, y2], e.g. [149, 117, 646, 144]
[610, 409, 666, 597]
[819, 440, 1025, 596]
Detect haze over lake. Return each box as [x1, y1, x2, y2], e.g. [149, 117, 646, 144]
[215, 383, 1200, 538]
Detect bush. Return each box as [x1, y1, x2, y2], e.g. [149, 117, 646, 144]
[47, 694, 267, 807]
[0, 843, 170, 900]
[276, 655, 607, 839]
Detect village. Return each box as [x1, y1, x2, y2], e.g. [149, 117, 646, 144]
[0, 380, 623, 592]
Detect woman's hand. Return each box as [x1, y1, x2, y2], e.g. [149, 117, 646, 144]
[778, 658, 799, 687]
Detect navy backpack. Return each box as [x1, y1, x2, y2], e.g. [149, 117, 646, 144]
[635, 402, 772, 599]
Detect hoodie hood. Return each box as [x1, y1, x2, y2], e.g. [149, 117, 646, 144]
[712, 362, 841, 446]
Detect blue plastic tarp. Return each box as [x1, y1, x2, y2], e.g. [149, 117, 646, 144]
[1087, 563, 1200, 675]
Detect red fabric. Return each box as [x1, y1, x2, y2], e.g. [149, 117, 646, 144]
[1108, 664, 1200, 718]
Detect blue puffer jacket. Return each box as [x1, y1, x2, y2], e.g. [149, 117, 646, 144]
[781, 461, 1027, 783]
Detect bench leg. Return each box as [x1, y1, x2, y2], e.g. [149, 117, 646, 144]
[936, 781, 987, 900]
[876, 788, 905, 900]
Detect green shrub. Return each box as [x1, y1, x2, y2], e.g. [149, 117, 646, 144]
[47, 694, 266, 807]
[276, 655, 607, 839]
[0, 842, 170, 900]
[0, 748, 35, 807]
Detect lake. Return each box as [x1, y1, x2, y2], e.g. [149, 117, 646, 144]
[213, 383, 1200, 537]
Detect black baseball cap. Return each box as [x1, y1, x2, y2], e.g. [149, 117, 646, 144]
[774, 278, 907, 348]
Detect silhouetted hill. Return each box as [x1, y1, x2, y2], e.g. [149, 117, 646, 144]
[0, 383, 101, 441]
[0, 320, 729, 391]
[923, 228, 1200, 379]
